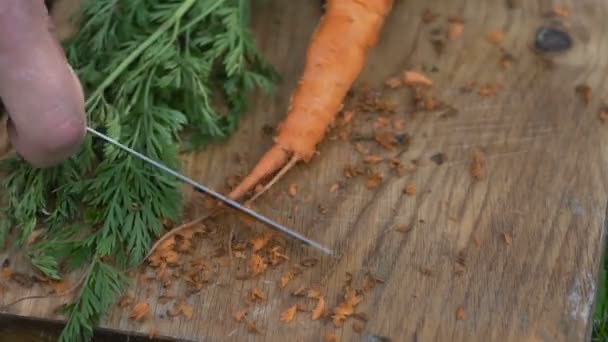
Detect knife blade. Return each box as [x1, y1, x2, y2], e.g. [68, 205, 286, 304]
[86, 126, 333, 256]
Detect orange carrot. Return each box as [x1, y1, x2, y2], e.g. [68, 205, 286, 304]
[228, 0, 394, 202]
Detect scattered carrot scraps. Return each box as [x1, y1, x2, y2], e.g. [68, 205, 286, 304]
[118, 295, 134, 308]
[353, 312, 369, 322]
[332, 302, 355, 327]
[366, 172, 384, 189]
[456, 306, 466, 320]
[233, 310, 247, 322]
[129, 302, 150, 322]
[344, 164, 365, 178]
[364, 155, 384, 164]
[403, 70, 433, 87]
[307, 288, 322, 299]
[405, 183, 416, 196]
[355, 142, 370, 155]
[148, 327, 158, 338]
[503, 232, 513, 245]
[233, 251, 247, 259]
[248, 288, 267, 302]
[1, 266, 13, 279]
[288, 183, 297, 197]
[345, 288, 362, 306]
[312, 296, 326, 320]
[331, 288, 363, 327]
[393, 118, 406, 130]
[280, 305, 298, 323]
[448, 17, 464, 40]
[599, 107, 608, 123]
[412, 85, 441, 112]
[251, 232, 273, 252]
[394, 224, 412, 234]
[248, 253, 268, 276]
[575, 84, 592, 106]
[44, 280, 68, 294]
[341, 110, 354, 125]
[269, 246, 289, 265]
[300, 257, 319, 267]
[279, 271, 295, 289]
[238, 210, 258, 226]
[470, 149, 486, 180]
[373, 117, 391, 129]
[551, 5, 569, 17]
[375, 132, 397, 150]
[246, 320, 262, 334]
[384, 77, 402, 89]
[500, 50, 515, 69]
[362, 272, 384, 291]
[486, 30, 505, 44]
[174, 226, 203, 240]
[329, 183, 340, 193]
[478, 83, 501, 97]
[326, 333, 340, 342]
[169, 300, 194, 320]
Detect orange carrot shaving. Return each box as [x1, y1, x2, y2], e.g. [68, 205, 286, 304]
[575, 84, 592, 106]
[375, 132, 397, 150]
[599, 106, 608, 123]
[456, 306, 466, 320]
[312, 296, 326, 320]
[307, 288, 322, 299]
[248, 288, 267, 302]
[551, 5, 569, 17]
[233, 310, 248, 322]
[326, 334, 340, 342]
[280, 305, 298, 323]
[366, 172, 384, 188]
[384, 77, 402, 88]
[288, 183, 297, 197]
[279, 270, 295, 289]
[373, 117, 391, 129]
[364, 155, 384, 164]
[1, 266, 13, 279]
[503, 232, 513, 245]
[225, 0, 394, 203]
[403, 70, 433, 87]
[248, 254, 267, 276]
[246, 320, 262, 334]
[329, 183, 340, 193]
[251, 232, 273, 252]
[486, 30, 505, 44]
[405, 183, 416, 196]
[130, 302, 150, 322]
[470, 149, 486, 180]
[448, 17, 464, 40]
[342, 110, 355, 125]
[169, 300, 194, 320]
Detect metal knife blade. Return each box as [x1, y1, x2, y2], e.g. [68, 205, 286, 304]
[86, 127, 333, 256]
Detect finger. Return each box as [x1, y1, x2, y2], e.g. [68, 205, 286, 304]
[0, 0, 86, 168]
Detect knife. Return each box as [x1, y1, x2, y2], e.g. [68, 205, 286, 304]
[86, 126, 333, 256]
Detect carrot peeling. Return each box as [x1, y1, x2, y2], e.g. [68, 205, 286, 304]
[227, 0, 394, 202]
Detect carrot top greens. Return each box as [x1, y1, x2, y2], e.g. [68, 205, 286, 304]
[0, 0, 276, 341]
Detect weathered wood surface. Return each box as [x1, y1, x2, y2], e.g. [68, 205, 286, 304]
[2, 0, 608, 341]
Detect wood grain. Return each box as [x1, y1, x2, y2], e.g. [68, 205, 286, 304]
[2, 0, 608, 341]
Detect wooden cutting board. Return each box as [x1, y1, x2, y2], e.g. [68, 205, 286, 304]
[2, 0, 607, 341]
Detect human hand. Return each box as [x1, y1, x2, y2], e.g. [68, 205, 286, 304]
[0, 0, 86, 168]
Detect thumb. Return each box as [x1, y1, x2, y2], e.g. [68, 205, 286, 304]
[0, 0, 86, 168]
